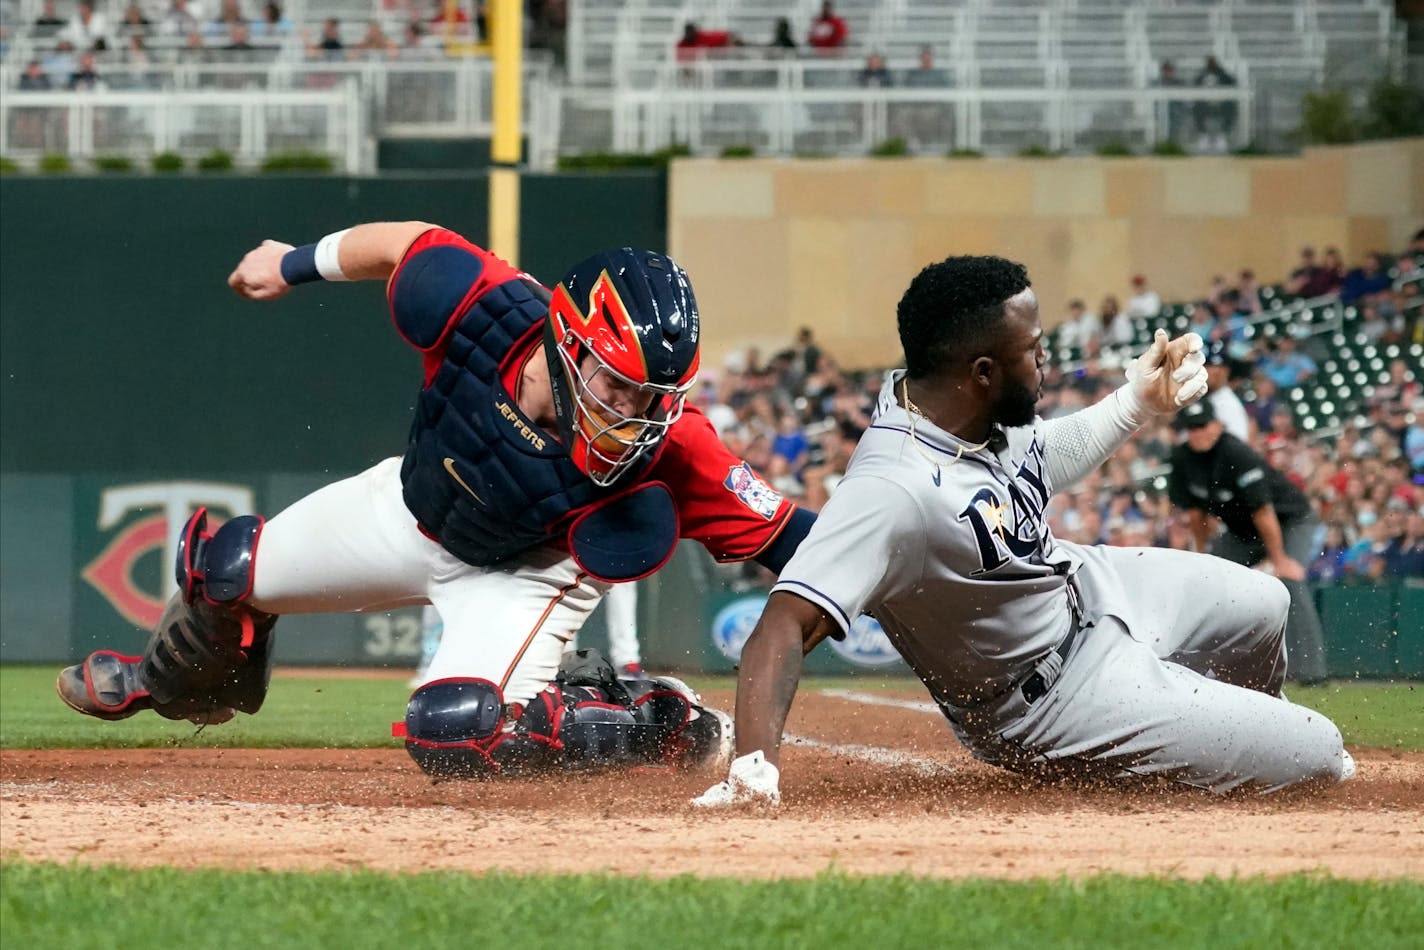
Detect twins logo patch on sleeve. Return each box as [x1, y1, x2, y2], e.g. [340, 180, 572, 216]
[724, 462, 782, 519]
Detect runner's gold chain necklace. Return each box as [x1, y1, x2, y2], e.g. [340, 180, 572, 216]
[901, 377, 991, 467]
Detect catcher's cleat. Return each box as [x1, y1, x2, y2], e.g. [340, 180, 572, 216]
[56, 651, 152, 721]
[56, 650, 237, 725]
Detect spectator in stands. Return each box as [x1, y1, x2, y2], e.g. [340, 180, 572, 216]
[1340, 251, 1393, 305]
[61, 0, 111, 51]
[1201, 340, 1252, 442]
[1308, 524, 1352, 583]
[118, 1, 151, 35]
[1055, 298, 1100, 351]
[208, 0, 246, 36]
[1101, 294, 1133, 346]
[1371, 358, 1422, 417]
[123, 33, 157, 78]
[903, 45, 948, 88]
[1168, 398, 1328, 682]
[1202, 291, 1250, 347]
[1236, 269, 1263, 315]
[800, 420, 856, 512]
[767, 17, 797, 54]
[430, 0, 470, 31]
[223, 21, 254, 51]
[181, 27, 208, 60]
[858, 51, 891, 88]
[1192, 55, 1237, 152]
[1259, 336, 1318, 389]
[1247, 374, 1283, 434]
[1301, 246, 1346, 298]
[354, 19, 397, 57]
[1344, 508, 1394, 580]
[34, 0, 66, 33]
[160, 0, 199, 38]
[528, 0, 568, 66]
[792, 326, 821, 377]
[1154, 59, 1187, 144]
[893, 46, 949, 148]
[1124, 273, 1161, 320]
[1356, 301, 1399, 344]
[676, 21, 737, 61]
[1284, 246, 1322, 297]
[770, 410, 809, 472]
[1382, 504, 1424, 578]
[66, 50, 102, 90]
[398, 19, 437, 59]
[252, 1, 291, 38]
[19, 58, 51, 90]
[807, 0, 848, 53]
[312, 17, 344, 60]
[1403, 229, 1424, 267]
[42, 38, 78, 85]
[1405, 398, 1424, 477]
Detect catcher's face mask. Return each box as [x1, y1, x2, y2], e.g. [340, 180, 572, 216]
[544, 249, 700, 486]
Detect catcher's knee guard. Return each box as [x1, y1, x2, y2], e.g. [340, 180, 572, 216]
[56, 508, 278, 724]
[396, 652, 732, 780]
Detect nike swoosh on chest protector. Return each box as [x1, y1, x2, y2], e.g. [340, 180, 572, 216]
[443, 457, 486, 506]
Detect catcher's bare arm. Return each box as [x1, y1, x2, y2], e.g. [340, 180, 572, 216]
[227, 221, 436, 299]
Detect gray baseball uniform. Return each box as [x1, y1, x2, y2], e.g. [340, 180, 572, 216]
[772, 371, 1348, 793]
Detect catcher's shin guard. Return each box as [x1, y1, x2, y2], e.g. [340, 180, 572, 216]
[56, 508, 279, 724]
[396, 653, 732, 780]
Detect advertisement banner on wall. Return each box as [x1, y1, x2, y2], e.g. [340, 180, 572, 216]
[62, 473, 419, 667]
[72, 478, 258, 658]
[708, 592, 910, 676]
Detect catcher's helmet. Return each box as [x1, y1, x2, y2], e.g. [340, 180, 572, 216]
[544, 248, 701, 485]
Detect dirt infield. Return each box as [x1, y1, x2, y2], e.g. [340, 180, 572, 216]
[3, 687, 1421, 880]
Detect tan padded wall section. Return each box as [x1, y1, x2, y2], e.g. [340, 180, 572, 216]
[669, 141, 1424, 371]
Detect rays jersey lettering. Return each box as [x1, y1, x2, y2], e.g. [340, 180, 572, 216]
[955, 438, 1053, 576]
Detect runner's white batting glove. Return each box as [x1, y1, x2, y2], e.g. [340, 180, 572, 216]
[691, 750, 781, 808]
[1124, 329, 1208, 416]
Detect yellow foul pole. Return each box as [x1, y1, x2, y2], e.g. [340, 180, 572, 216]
[488, 0, 523, 266]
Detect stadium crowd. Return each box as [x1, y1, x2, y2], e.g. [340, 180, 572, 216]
[699, 233, 1424, 586]
[6, 0, 569, 89]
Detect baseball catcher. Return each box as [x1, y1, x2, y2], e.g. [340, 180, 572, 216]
[58, 223, 818, 777]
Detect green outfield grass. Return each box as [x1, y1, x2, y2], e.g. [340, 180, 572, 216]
[3, 863, 1422, 950]
[2, 665, 1420, 750]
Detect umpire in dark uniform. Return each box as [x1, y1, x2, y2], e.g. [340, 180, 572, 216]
[1167, 399, 1329, 683]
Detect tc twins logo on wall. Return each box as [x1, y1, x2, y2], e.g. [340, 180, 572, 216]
[81, 482, 255, 628]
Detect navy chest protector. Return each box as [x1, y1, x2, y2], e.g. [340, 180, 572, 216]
[400, 278, 678, 582]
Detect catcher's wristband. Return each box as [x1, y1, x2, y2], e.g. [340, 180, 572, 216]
[279, 229, 351, 285]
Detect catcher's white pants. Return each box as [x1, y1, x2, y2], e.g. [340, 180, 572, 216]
[248, 457, 609, 706]
[596, 581, 641, 669]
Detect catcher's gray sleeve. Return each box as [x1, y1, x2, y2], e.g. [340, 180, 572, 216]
[1040, 384, 1152, 491]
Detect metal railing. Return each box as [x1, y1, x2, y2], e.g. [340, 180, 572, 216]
[606, 84, 1253, 157]
[0, 85, 370, 169]
[1, 55, 563, 170]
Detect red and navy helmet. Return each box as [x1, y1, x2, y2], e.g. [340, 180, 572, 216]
[544, 248, 701, 486]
